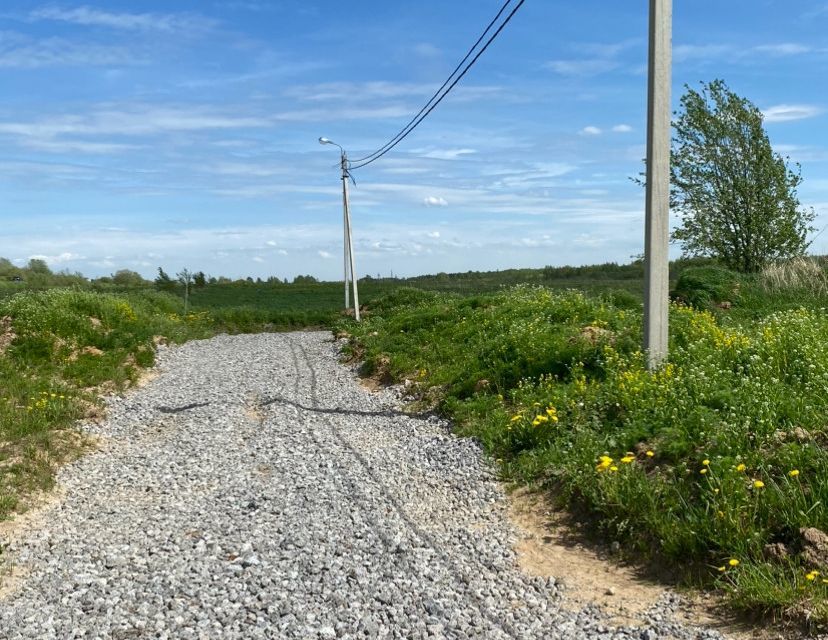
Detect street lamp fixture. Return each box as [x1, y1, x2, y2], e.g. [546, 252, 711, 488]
[319, 136, 360, 321]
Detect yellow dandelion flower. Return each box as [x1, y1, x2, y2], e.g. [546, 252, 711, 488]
[753, 480, 765, 489]
[645, 450, 654, 457]
[717, 566, 726, 572]
[620, 456, 635, 464]
[728, 559, 739, 567]
[700, 468, 708, 475]
[702, 459, 710, 466]
[510, 415, 522, 423]
[609, 466, 618, 472]
[789, 469, 800, 477]
[736, 463, 746, 472]
[806, 571, 818, 581]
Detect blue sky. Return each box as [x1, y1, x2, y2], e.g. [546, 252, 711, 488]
[1, 1, 827, 280]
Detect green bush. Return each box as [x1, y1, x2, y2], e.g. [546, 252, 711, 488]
[672, 266, 741, 309]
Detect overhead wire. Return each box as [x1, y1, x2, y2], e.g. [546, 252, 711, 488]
[348, 0, 526, 171]
[348, 0, 515, 166]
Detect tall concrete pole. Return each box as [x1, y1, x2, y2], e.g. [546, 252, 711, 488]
[341, 153, 350, 309]
[644, 0, 672, 369]
[342, 168, 361, 321]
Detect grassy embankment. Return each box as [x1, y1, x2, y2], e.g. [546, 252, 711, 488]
[0, 289, 213, 519]
[0, 261, 645, 521]
[341, 260, 828, 626]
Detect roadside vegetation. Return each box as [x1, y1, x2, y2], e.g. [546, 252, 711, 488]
[341, 260, 828, 626]
[0, 288, 213, 518]
[0, 255, 659, 523]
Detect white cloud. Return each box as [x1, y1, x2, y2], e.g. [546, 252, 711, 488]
[580, 126, 602, 136]
[612, 124, 633, 133]
[252, 256, 264, 263]
[318, 250, 332, 259]
[30, 6, 215, 33]
[763, 104, 823, 122]
[418, 148, 477, 160]
[426, 231, 440, 239]
[423, 196, 448, 207]
[0, 31, 139, 68]
[753, 43, 812, 56]
[545, 59, 618, 76]
[28, 251, 83, 265]
[412, 42, 441, 58]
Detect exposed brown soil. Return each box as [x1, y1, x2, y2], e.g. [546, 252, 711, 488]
[508, 488, 794, 640]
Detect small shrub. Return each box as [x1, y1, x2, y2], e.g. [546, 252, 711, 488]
[672, 266, 741, 309]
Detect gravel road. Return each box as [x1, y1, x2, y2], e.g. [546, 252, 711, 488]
[0, 332, 726, 639]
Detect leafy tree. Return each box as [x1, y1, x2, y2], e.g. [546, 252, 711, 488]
[177, 269, 193, 315]
[670, 79, 814, 273]
[27, 258, 52, 275]
[111, 269, 147, 287]
[292, 275, 318, 284]
[193, 271, 207, 288]
[154, 267, 176, 292]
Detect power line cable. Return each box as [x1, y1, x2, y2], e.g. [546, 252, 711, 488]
[349, 0, 515, 165]
[349, 0, 525, 171]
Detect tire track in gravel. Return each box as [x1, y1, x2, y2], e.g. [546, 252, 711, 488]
[289, 338, 545, 639]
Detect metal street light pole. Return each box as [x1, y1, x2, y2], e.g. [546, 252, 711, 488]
[644, 0, 672, 369]
[319, 137, 361, 321]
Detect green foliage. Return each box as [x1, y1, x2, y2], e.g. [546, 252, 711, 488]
[111, 269, 147, 287]
[154, 267, 176, 292]
[672, 266, 741, 309]
[671, 79, 815, 273]
[0, 288, 212, 518]
[345, 284, 828, 624]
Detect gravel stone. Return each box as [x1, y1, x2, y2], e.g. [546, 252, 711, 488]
[0, 332, 727, 639]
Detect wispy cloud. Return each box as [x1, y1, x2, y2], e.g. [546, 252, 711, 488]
[417, 148, 477, 161]
[545, 59, 619, 76]
[30, 5, 216, 33]
[0, 30, 139, 68]
[763, 104, 823, 122]
[612, 124, 633, 133]
[545, 39, 640, 77]
[580, 126, 602, 136]
[675, 41, 820, 64]
[423, 196, 448, 207]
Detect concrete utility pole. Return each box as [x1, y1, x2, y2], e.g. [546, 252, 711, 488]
[341, 154, 350, 310]
[320, 136, 361, 321]
[644, 0, 672, 369]
[341, 157, 360, 321]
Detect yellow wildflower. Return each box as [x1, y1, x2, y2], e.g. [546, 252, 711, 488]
[645, 450, 654, 457]
[789, 469, 800, 477]
[700, 468, 708, 475]
[717, 566, 726, 572]
[753, 480, 765, 489]
[728, 559, 739, 567]
[702, 459, 710, 466]
[736, 463, 746, 472]
[609, 466, 618, 472]
[620, 455, 635, 464]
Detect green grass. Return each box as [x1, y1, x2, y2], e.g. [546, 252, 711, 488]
[0, 288, 213, 518]
[341, 278, 828, 628]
